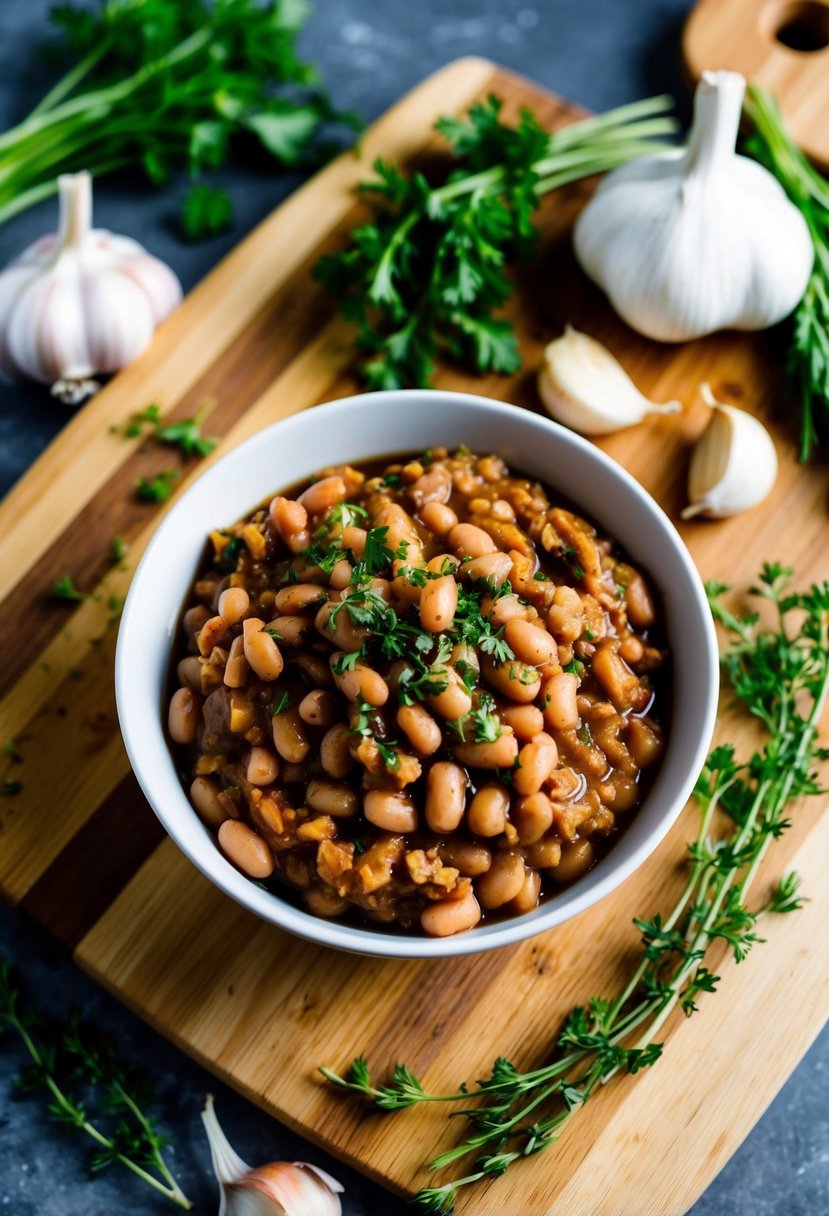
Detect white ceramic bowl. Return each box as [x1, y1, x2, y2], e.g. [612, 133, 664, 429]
[116, 389, 718, 959]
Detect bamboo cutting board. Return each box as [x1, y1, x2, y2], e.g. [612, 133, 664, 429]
[1, 59, 828, 1216]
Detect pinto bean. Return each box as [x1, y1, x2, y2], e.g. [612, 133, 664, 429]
[505, 618, 557, 666]
[298, 689, 338, 727]
[484, 593, 530, 627]
[512, 791, 554, 843]
[421, 890, 481, 936]
[524, 835, 563, 869]
[329, 558, 354, 590]
[426, 669, 473, 721]
[449, 522, 498, 558]
[409, 464, 452, 508]
[340, 525, 367, 557]
[270, 614, 312, 648]
[168, 687, 201, 743]
[247, 747, 280, 786]
[513, 733, 558, 796]
[197, 615, 228, 656]
[498, 703, 543, 741]
[315, 602, 367, 652]
[626, 717, 663, 768]
[592, 642, 645, 712]
[274, 583, 327, 614]
[462, 552, 513, 586]
[438, 841, 492, 876]
[183, 604, 210, 637]
[177, 655, 203, 692]
[306, 779, 359, 817]
[419, 575, 458, 632]
[218, 819, 274, 879]
[475, 851, 525, 909]
[189, 776, 228, 830]
[242, 617, 284, 681]
[481, 655, 541, 704]
[622, 569, 655, 629]
[552, 839, 594, 884]
[421, 502, 458, 535]
[425, 762, 468, 832]
[298, 475, 347, 516]
[452, 729, 519, 770]
[223, 635, 248, 688]
[508, 868, 541, 914]
[364, 790, 418, 833]
[218, 586, 250, 625]
[541, 672, 579, 731]
[397, 704, 442, 755]
[320, 722, 354, 779]
[271, 706, 310, 763]
[467, 785, 509, 836]
[269, 496, 310, 552]
[331, 654, 389, 707]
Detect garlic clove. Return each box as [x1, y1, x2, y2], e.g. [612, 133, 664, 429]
[682, 383, 777, 520]
[537, 325, 681, 435]
[202, 1095, 343, 1216]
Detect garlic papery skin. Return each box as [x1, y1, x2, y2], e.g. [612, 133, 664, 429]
[573, 71, 813, 342]
[682, 384, 777, 520]
[0, 171, 181, 388]
[202, 1094, 343, 1216]
[537, 325, 681, 435]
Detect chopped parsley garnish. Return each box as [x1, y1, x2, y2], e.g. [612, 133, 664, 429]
[270, 691, 291, 715]
[362, 526, 397, 574]
[2, 780, 23, 796]
[52, 575, 86, 602]
[136, 469, 180, 503]
[381, 472, 404, 489]
[219, 535, 244, 572]
[111, 535, 129, 564]
[263, 626, 283, 639]
[333, 651, 361, 675]
[124, 403, 161, 437]
[4, 739, 21, 762]
[155, 402, 218, 458]
[564, 658, 585, 676]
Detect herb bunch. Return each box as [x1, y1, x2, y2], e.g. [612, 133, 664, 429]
[321, 564, 829, 1213]
[0, 958, 190, 1207]
[314, 94, 677, 388]
[0, 0, 356, 236]
[743, 84, 829, 461]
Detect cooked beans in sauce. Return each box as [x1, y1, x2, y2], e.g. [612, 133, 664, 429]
[168, 447, 667, 936]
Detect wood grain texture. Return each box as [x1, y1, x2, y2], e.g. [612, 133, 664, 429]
[1, 57, 828, 1215]
[684, 0, 829, 166]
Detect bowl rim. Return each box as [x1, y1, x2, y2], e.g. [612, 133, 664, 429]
[116, 388, 719, 959]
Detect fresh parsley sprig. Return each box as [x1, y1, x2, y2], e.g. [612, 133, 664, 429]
[315, 94, 677, 388]
[0, 959, 190, 1207]
[0, 0, 358, 235]
[743, 85, 829, 460]
[320, 563, 829, 1213]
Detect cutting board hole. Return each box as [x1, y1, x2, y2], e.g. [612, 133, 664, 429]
[763, 0, 829, 51]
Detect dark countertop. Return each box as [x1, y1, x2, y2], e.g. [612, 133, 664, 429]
[1, 2, 826, 1213]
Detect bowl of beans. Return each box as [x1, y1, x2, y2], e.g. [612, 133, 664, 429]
[116, 390, 718, 958]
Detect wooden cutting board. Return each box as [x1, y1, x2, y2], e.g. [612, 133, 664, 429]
[1, 58, 827, 1216]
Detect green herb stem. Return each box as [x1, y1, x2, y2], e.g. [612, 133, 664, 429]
[320, 564, 829, 1214]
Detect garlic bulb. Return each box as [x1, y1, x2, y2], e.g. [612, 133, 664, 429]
[0, 171, 181, 388]
[202, 1094, 343, 1216]
[573, 71, 813, 342]
[682, 384, 777, 520]
[537, 325, 681, 435]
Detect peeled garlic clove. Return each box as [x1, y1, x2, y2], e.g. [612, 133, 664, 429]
[537, 325, 681, 435]
[0, 171, 181, 391]
[682, 384, 777, 520]
[202, 1094, 343, 1216]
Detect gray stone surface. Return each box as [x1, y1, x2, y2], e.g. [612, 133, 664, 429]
[0, 1, 826, 1213]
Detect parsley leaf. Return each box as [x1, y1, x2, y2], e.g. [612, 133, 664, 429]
[154, 402, 218, 458]
[52, 575, 86, 602]
[181, 184, 233, 240]
[136, 470, 180, 503]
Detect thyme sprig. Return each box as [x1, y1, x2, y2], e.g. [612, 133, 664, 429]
[0, 959, 190, 1207]
[321, 563, 829, 1213]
